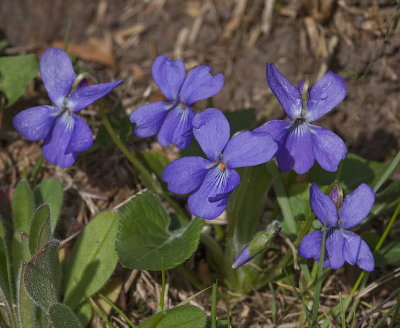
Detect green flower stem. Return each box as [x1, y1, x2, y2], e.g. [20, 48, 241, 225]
[311, 229, 327, 325]
[98, 102, 186, 219]
[211, 281, 218, 328]
[158, 268, 166, 312]
[264, 212, 314, 282]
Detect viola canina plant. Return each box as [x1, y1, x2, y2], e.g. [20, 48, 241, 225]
[130, 55, 224, 149]
[4, 41, 399, 327]
[255, 63, 347, 174]
[162, 107, 277, 219]
[13, 48, 123, 168]
[299, 183, 375, 271]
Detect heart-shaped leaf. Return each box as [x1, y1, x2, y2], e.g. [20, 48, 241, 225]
[116, 192, 203, 271]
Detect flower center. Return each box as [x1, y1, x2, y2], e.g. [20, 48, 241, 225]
[219, 162, 226, 172]
[295, 117, 306, 124]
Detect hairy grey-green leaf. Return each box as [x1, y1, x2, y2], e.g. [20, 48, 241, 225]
[49, 303, 82, 328]
[0, 236, 12, 304]
[29, 205, 51, 255]
[17, 263, 39, 328]
[24, 239, 61, 311]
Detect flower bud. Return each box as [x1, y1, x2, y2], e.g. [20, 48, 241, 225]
[329, 183, 343, 209]
[232, 221, 281, 268]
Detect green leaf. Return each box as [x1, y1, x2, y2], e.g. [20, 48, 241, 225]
[225, 108, 257, 135]
[0, 219, 5, 240]
[309, 153, 389, 192]
[29, 205, 51, 255]
[227, 165, 274, 249]
[0, 54, 38, 106]
[116, 192, 203, 271]
[16, 263, 38, 328]
[287, 183, 312, 220]
[63, 211, 119, 309]
[225, 165, 274, 293]
[0, 235, 15, 328]
[49, 303, 82, 328]
[12, 180, 35, 233]
[34, 178, 63, 232]
[75, 302, 93, 327]
[12, 230, 31, 273]
[24, 239, 61, 311]
[375, 241, 400, 267]
[0, 285, 15, 328]
[0, 236, 12, 304]
[138, 305, 206, 328]
[93, 111, 132, 149]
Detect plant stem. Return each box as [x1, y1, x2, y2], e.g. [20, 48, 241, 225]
[98, 102, 186, 219]
[211, 281, 218, 328]
[311, 229, 327, 325]
[63, 19, 73, 51]
[158, 268, 166, 312]
[264, 212, 314, 282]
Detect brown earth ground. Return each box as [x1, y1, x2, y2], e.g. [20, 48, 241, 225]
[0, 0, 399, 327]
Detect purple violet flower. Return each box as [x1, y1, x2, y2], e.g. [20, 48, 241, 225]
[162, 108, 277, 220]
[130, 55, 224, 149]
[298, 183, 375, 271]
[13, 48, 123, 168]
[255, 64, 347, 174]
